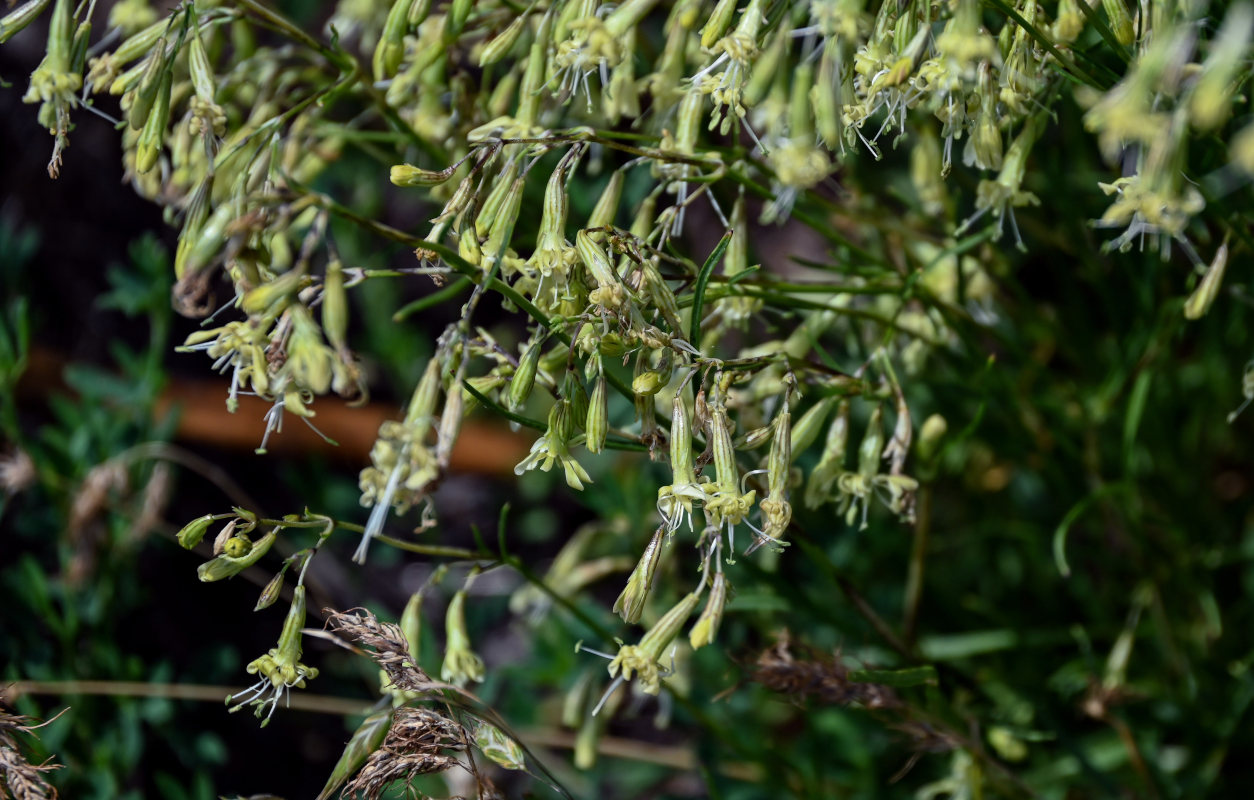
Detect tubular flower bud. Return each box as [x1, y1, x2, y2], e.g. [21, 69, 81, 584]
[1102, 0, 1136, 46]
[482, 176, 526, 273]
[688, 572, 727, 649]
[475, 160, 520, 240]
[1, 0, 52, 46]
[242, 269, 304, 320]
[133, 67, 172, 173]
[587, 170, 625, 233]
[1189, 5, 1254, 132]
[586, 369, 609, 454]
[917, 413, 948, 462]
[441, 586, 485, 687]
[789, 395, 834, 456]
[480, 11, 529, 67]
[1053, 0, 1086, 43]
[507, 335, 543, 415]
[814, 414, 860, 502]
[228, 584, 318, 726]
[562, 369, 590, 431]
[613, 526, 665, 623]
[254, 562, 289, 611]
[321, 259, 349, 352]
[177, 513, 216, 549]
[1184, 241, 1229, 320]
[373, 0, 414, 81]
[400, 587, 425, 666]
[390, 163, 455, 186]
[700, 0, 737, 50]
[608, 591, 700, 695]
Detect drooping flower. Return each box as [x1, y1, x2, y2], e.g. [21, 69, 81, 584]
[228, 585, 319, 726]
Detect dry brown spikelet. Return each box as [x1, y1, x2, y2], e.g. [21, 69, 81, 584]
[0, 706, 65, 800]
[342, 707, 465, 800]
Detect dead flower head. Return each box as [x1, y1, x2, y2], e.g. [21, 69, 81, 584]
[1, 704, 65, 800]
[342, 707, 466, 800]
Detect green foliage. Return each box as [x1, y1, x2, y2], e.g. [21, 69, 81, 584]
[3, 0, 1254, 798]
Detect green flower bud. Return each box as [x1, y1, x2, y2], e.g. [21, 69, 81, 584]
[700, 0, 737, 50]
[475, 161, 520, 240]
[187, 22, 216, 106]
[587, 170, 625, 233]
[1190, 4, 1254, 131]
[790, 396, 834, 456]
[441, 586, 485, 686]
[483, 176, 525, 271]
[400, 589, 426, 668]
[586, 371, 608, 453]
[917, 413, 948, 462]
[688, 572, 727, 649]
[254, 563, 289, 611]
[176, 513, 215, 549]
[613, 527, 664, 623]
[373, 0, 414, 81]
[134, 67, 172, 174]
[1, 0, 52, 46]
[744, 23, 788, 107]
[857, 405, 885, 479]
[1184, 241, 1229, 320]
[507, 336, 543, 413]
[126, 33, 169, 131]
[1101, 0, 1135, 46]
[241, 269, 304, 319]
[407, 0, 433, 25]
[390, 163, 454, 186]
[285, 305, 334, 395]
[814, 39, 845, 151]
[479, 11, 529, 66]
[322, 259, 349, 352]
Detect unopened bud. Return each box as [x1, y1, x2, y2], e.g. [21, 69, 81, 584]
[917, 413, 948, 461]
[390, 163, 454, 186]
[688, 572, 727, 649]
[587, 170, 625, 233]
[400, 588, 425, 666]
[254, 564, 288, 611]
[613, 527, 665, 623]
[507, 336, 543, 413]
[586, 372, 609, 453]
[479, 12, 529, 66]
[177, 513, 215, 549]
[1184, 241, 1229, 320]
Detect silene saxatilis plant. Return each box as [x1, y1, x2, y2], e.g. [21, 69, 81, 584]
[5, 0, 1254, 795]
